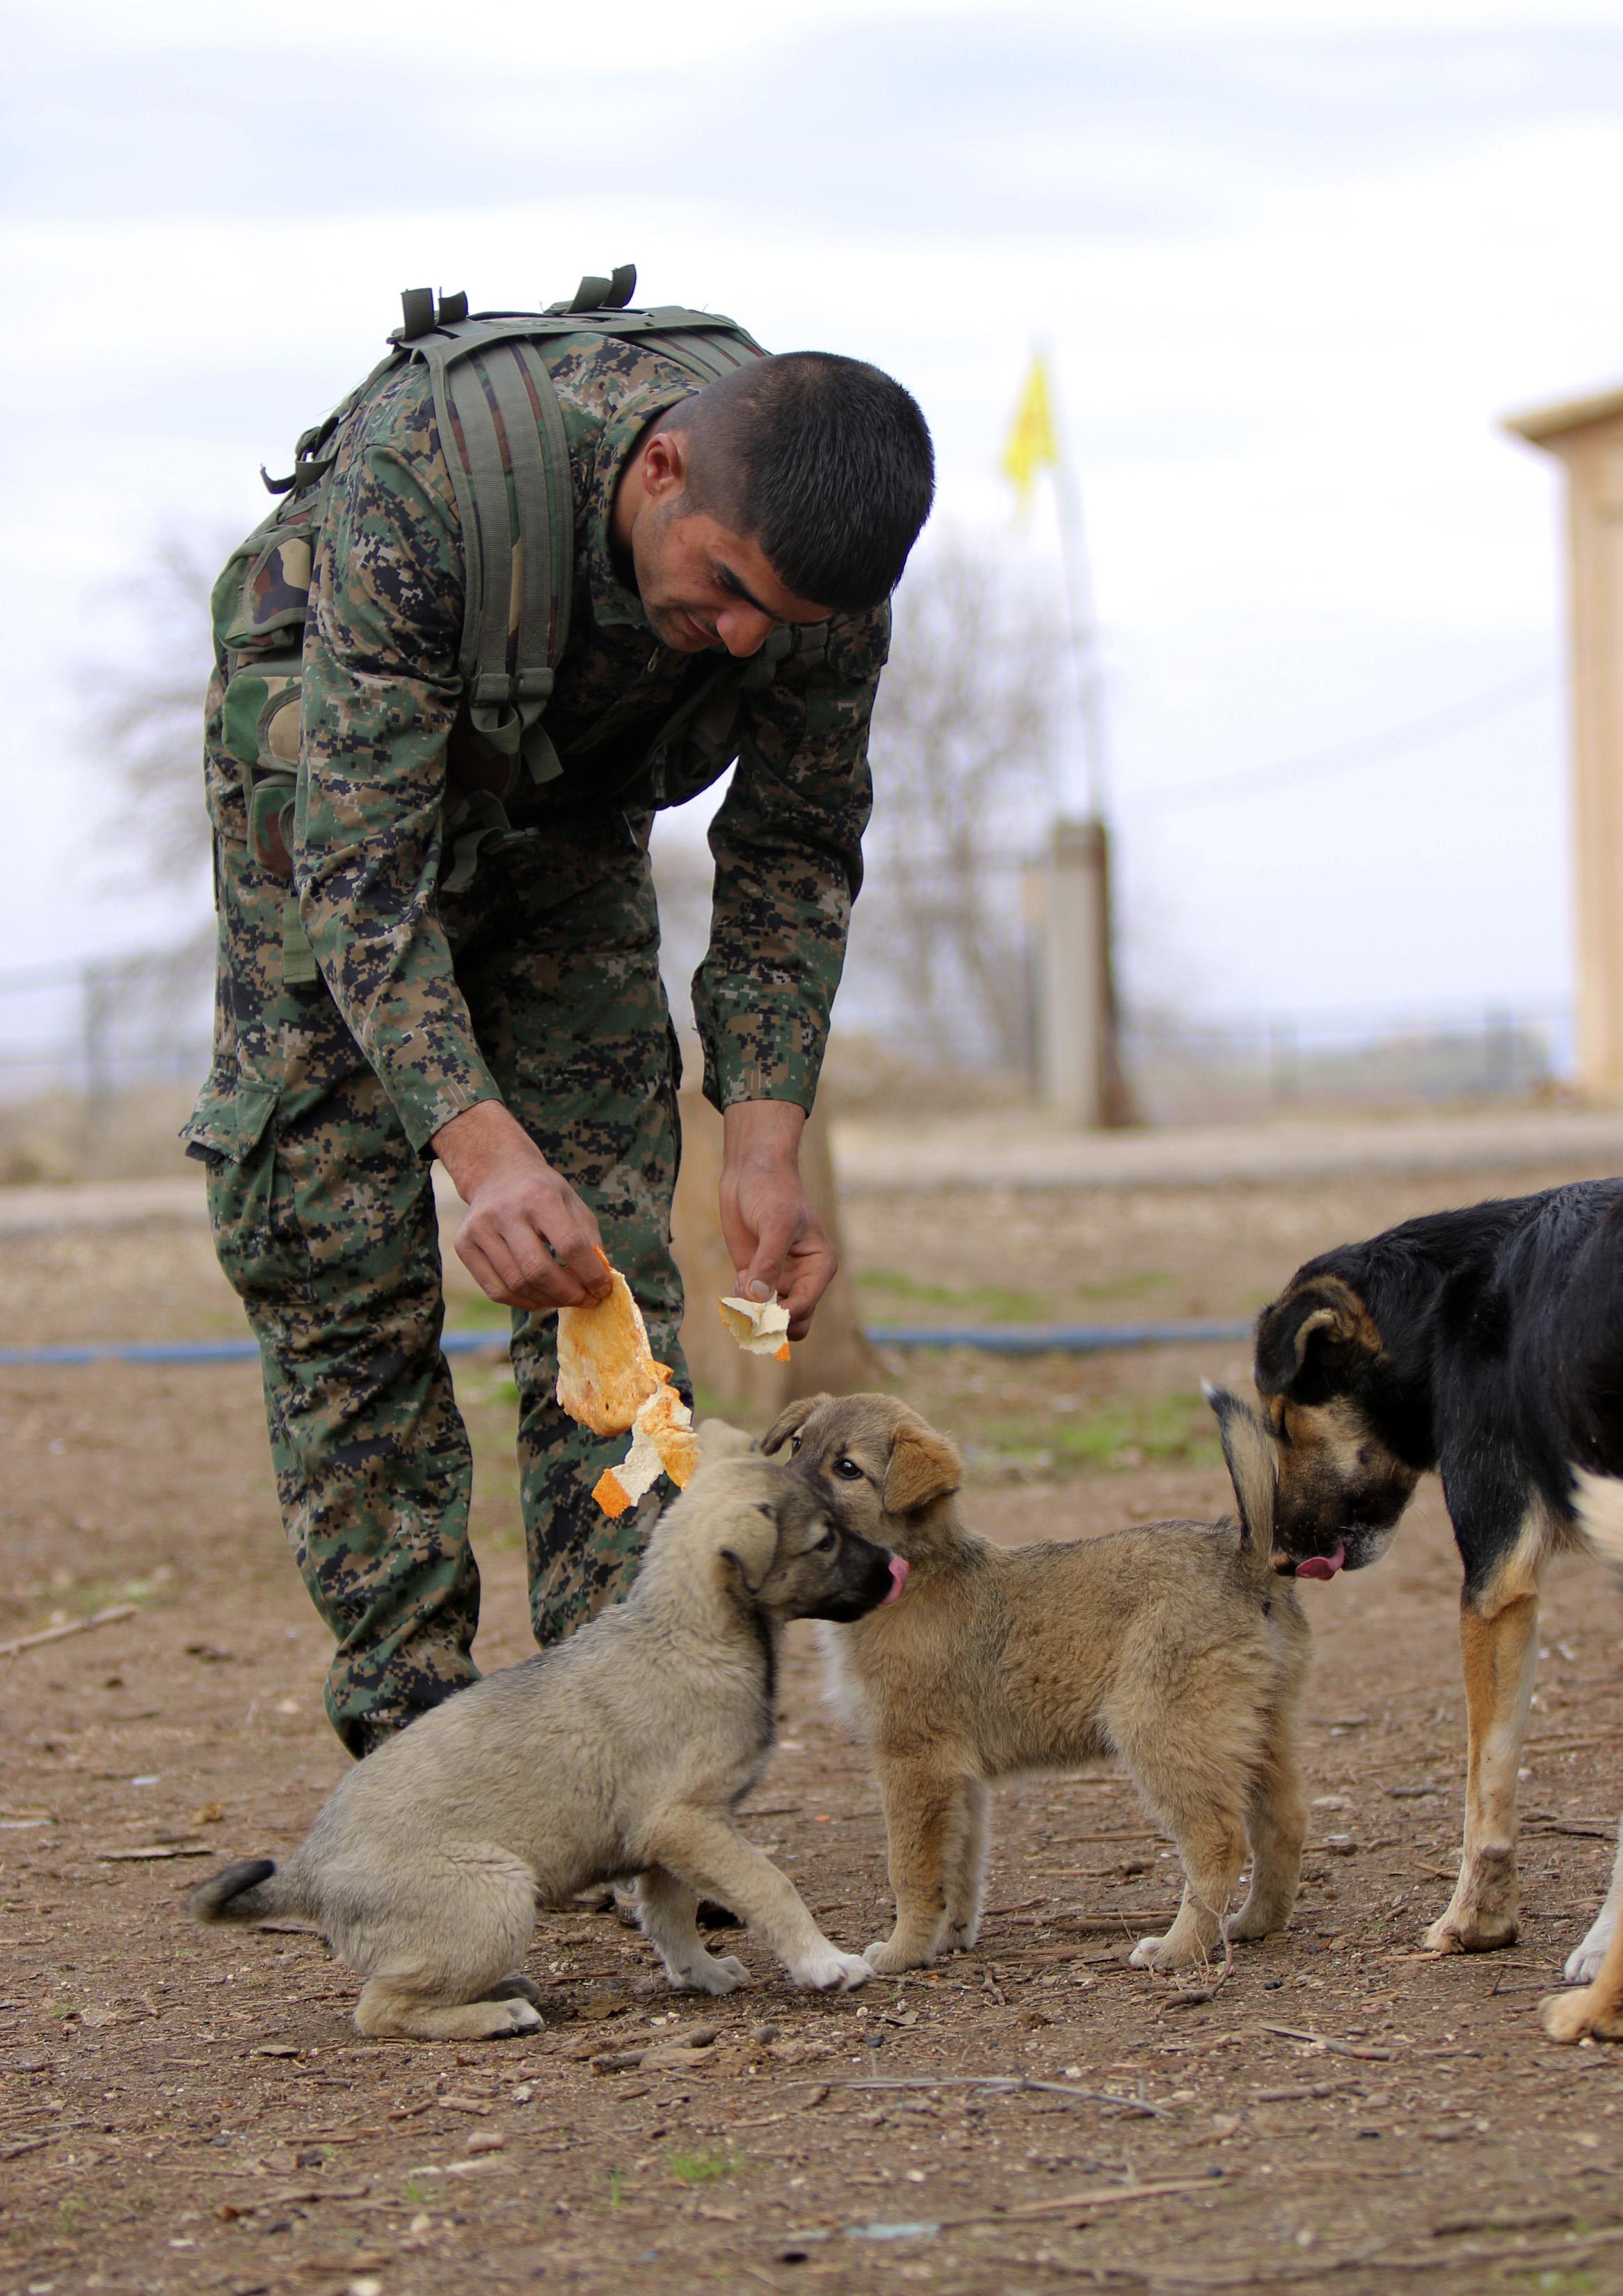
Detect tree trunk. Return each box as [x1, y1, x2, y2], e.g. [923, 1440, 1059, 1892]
[671, 1089, 878, 1420]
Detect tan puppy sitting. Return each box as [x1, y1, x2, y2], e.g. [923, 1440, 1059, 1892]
[765, 1389, 1309, 1976]
[191, 1451, 904, 2038]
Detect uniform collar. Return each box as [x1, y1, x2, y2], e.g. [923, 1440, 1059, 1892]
[583, 383, 694, 634]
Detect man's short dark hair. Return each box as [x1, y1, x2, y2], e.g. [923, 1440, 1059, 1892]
[678, 352, 934, 613]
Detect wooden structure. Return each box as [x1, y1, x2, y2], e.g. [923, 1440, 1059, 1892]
[1506, 385, 1623, 1100]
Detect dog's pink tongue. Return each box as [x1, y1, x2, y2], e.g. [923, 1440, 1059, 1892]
[881, 1555, 911, 1605]
[1295, 1544, 1345, 1581]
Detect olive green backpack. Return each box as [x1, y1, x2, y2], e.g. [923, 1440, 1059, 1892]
[211, 266, 781, 976]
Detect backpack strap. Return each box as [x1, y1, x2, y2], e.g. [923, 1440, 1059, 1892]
[410, 329, 573, 788]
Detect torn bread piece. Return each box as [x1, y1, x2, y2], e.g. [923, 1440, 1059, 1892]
[719, 1292, 792, 1364]
[556, 1245, 662, 1437]
[593, 1373, 700, 1519]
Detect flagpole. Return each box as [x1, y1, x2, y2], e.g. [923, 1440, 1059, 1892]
[1005, 346, 1130, 1130]
[1045, 362, 1107, 823]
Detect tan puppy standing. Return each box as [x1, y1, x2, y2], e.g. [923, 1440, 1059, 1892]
[191, 1449, 904, 2038]
[766, 1389, 1309, 1975]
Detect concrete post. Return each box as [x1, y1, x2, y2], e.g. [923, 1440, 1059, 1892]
[1025, 815, 1128, 1128]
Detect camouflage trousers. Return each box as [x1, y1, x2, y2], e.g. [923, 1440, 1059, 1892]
[188, 816, 689, 1757]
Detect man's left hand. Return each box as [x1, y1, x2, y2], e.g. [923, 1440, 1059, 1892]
[719, 1101, 836, 1341]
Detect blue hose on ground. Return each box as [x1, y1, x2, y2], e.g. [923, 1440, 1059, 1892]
[0, 1319, 1252, 1369]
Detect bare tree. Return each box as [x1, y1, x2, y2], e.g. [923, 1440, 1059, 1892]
[91, 532, 223, 887]
[854, 534, 1064, 1072]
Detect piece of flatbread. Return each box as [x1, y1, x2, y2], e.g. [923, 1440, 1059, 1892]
[593, 1375, 700, 1518]
[556, 1246, 663, 1437]
[718, 1292, 792, 1363]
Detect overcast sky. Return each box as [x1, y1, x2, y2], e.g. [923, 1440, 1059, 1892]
[5, 0, 1622, 1032]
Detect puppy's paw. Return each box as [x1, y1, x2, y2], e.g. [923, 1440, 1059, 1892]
[484, 1998, 544, 2036]
[1423, 1906, 1518, 1954]
[674, 1954, 752, 1995]
[1128, 1931, 1208, 1972]
[1540, 1984, 1623, 2044]
[792, 1947, 872, 1991]
[942, 1917, 981, 1953]
[863, 1936, 927, 1975]
[490, 1973, 544, 2007]
[1565, 1919, 1614, 1986]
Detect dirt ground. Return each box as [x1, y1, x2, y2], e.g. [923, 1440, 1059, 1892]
[6, 1143, 1623, 2296]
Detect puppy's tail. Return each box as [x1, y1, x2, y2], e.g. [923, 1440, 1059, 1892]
[1203, 1382, 1279, 1586]
[1575, 1468, 1623, 1568]
[189, 1858, 303, 1928]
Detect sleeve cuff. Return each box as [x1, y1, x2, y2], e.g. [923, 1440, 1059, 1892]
[700, 1020, 824, 1117]
[386, 1067, 506, 1158]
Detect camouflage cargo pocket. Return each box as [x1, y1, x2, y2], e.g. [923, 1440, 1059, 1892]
[182, 1062, 278, 1167]
[219, 520, 316, 651]
[219, 657, 301, 877]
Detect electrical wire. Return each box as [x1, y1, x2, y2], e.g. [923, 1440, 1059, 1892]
[1126, 665, 1557, 816]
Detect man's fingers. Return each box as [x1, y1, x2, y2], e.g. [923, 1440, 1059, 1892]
[554, 1231, 612, 1300]
[453, 1229, 510, 1307]
[742, 1222, 797, 1306]
[776, 1231, 838, 1339]
[456, 1211, 589, 1311]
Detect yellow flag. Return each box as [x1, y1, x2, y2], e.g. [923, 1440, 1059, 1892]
[1001, 351, 1060, 507]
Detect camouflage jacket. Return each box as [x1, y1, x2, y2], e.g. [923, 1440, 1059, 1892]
[292, 332, 888, 1155]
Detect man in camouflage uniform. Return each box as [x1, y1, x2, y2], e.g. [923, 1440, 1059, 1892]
[188, 310, 934, 1757]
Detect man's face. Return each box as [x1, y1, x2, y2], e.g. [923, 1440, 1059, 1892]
[632, 496, 833, 659]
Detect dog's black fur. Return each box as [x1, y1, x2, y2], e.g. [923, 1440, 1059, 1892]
[1254, 1180, 1623, 1592]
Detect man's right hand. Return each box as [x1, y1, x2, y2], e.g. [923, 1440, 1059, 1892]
[432, 1101, 614, 1313]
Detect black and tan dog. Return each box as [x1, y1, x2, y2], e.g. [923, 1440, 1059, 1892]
[766, 1388, 1309, 1977]
[1253, 1180, 1623, 2037]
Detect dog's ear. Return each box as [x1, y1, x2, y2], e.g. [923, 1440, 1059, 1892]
[696, 1417, 755, 1467]
[1203, 1382, 1277, 1552]
[883, 1419, 964, 1515]
[1255, 1277, 1379, 1396]
[717, 1499, 783, 1597]
[760, 1394, 829, 1458]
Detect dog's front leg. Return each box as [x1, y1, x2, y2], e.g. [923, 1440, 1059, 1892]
[645, 1810, 870, 1991]
[633, 1867, 752, 1995]
[1425, 1592, 1539, 1954]
[865, 1760, 974, 1973]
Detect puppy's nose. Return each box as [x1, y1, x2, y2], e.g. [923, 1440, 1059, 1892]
[881, 1556, 910, 1606]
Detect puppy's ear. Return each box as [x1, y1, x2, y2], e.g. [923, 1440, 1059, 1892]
[1255, 1277, 1379, 1396]
[1203, 1382, 1277, 1554]
[717, 1500, 782, 1597]
[696, 1417, 755, 1467]
[761, 1394, 829, 1458]
[883, 1419, 964, 1515]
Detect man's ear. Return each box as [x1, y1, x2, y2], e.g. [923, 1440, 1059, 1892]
[717, 1500, 782, 1598]
[884, 1420, 964, 1516]
[638, 424, 690, 504]
[1256, 1277, 1380, 1394]
[761, 1395, 829, 1459]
